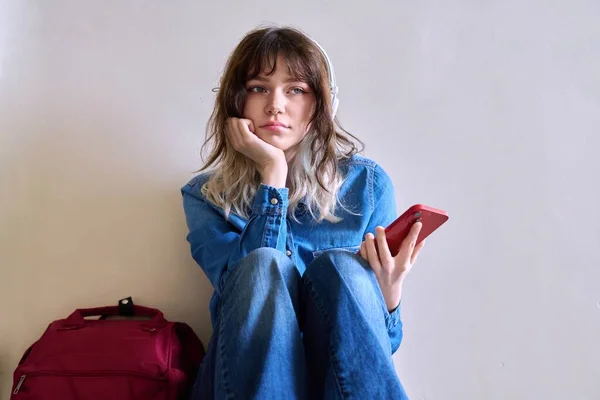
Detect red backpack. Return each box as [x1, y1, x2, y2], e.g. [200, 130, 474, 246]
[11, 300, 204, 400]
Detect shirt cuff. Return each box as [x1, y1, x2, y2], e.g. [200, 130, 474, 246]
[385, 301, 402, 330]
[251, 184, 289, 215]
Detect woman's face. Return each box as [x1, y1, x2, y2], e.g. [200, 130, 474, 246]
[243, 56, 316, 161]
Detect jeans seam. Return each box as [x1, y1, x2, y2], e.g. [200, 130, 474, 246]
[303, 274, 350, 399]
[219, 291, 235, 400]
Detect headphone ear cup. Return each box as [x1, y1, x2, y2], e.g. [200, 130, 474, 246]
[331, 94, 339, 120]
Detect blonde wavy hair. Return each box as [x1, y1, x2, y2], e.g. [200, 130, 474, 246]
[198, 25, 364, 223]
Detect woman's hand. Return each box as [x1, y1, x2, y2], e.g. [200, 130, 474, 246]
[359, 222, 425, 312]
[225, 118, 287, 187]
[225, 117, 286, 169]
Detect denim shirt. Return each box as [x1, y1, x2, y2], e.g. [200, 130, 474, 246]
[181, 154, 404, 352]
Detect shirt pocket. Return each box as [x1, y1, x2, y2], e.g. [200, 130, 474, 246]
[312, 245, 362, 260]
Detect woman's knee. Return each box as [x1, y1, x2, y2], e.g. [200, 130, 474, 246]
[224, 247, 299, 293]
[220, 247, 302, 328]
[303, 249, 386, 322]
[306, 249, 372, 282]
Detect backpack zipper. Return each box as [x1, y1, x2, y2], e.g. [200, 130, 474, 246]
[12, 370, 167, 395]
[13, 375, 26, 394]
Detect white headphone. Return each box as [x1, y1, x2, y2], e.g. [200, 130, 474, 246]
[308, 36, 339, 120]
[212, 36, 339, 120]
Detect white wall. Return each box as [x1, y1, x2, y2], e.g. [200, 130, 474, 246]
[1, 1, 599, 399]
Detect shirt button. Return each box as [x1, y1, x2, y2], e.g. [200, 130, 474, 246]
[286, 250, 292, 257]
[270, 198, 279, 205]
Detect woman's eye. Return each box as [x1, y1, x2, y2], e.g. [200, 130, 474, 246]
[290, 87, 305, 94]
[248, 86, 266, 93]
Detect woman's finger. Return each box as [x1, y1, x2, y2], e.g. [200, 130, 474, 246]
[246, 119, 255, 134]
[375, 226, 393, 270]
[238, 118, 255, 136]
[365, 233, 382, 275]
[359, 241, 367, 261]
[396, 221, 422, 262]
[237, 118, 257, 148]
[410, 240, 425, 264]
[236, 118, 249, 143]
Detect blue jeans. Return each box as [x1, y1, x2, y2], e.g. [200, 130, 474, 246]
[190, 248, 408, 400]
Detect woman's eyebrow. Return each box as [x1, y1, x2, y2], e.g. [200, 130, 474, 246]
[248, 75, 304, 83]
[248, 76, 270, 82]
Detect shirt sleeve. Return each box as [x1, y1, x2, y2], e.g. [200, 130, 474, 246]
[181, 181, 288, 294]
[364, 164, 405, 354]
[364, 164, 398, 235]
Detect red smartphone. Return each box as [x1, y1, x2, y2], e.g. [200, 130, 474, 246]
[383, 204, 449, 257]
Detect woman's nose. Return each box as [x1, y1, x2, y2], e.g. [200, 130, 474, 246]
[266, 91, 285, 115]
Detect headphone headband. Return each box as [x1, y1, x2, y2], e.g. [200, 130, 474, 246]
[307, 36, 339, 119]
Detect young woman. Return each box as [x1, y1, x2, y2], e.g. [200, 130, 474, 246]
[181, 25, 424, 400]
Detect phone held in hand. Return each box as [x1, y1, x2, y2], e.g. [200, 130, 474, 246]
[384, 204, 449, 257]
